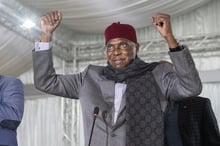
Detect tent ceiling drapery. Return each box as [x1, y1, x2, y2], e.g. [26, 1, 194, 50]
[0, 0, 213, 77]
[17, 0, 210, 33]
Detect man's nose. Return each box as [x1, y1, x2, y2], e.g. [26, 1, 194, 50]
[112, 45, 121, 55]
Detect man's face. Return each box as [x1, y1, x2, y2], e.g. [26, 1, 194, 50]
[105, 38, 139, 69]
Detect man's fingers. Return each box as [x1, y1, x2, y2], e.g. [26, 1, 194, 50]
[54, 11, 62, 22]
[155, 13, 170, 19]
[48, 12, 57, 25]
[151, 16, 163, 28]
[151, 16, 157, 26]
[151, 13, 170, 28]
[40, 11, 62, 26]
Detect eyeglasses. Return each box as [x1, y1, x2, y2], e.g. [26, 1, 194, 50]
[105, 41, 133, 52]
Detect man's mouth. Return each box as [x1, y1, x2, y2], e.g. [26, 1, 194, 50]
[113, 59, 124, 64]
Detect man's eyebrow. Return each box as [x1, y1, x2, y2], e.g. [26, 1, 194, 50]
[107, 40, 128, 45]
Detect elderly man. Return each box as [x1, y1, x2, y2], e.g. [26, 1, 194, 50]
[0, 75, 24, 146]
[32, 11, 202, 146]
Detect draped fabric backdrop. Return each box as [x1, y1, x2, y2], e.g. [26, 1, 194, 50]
[17, 97, 63, 146]
[15, 0, 220, 146]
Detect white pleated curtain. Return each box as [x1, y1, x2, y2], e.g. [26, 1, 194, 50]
[17, 97, 63, 146]
[16, 0, 220, 146]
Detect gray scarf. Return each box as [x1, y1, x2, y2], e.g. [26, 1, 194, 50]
[104, 58, 164, 146]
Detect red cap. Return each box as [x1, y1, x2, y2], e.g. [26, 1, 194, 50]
[104, 22, 137, 44]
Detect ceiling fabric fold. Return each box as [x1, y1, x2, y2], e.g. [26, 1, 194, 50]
[0, 26, 32, 76]
[17, 0, 210, 33]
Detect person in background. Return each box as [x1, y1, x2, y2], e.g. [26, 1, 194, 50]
[0, 75, 24, 146]
[165, 96, 220, 146]
[32, 11, 202, 146]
